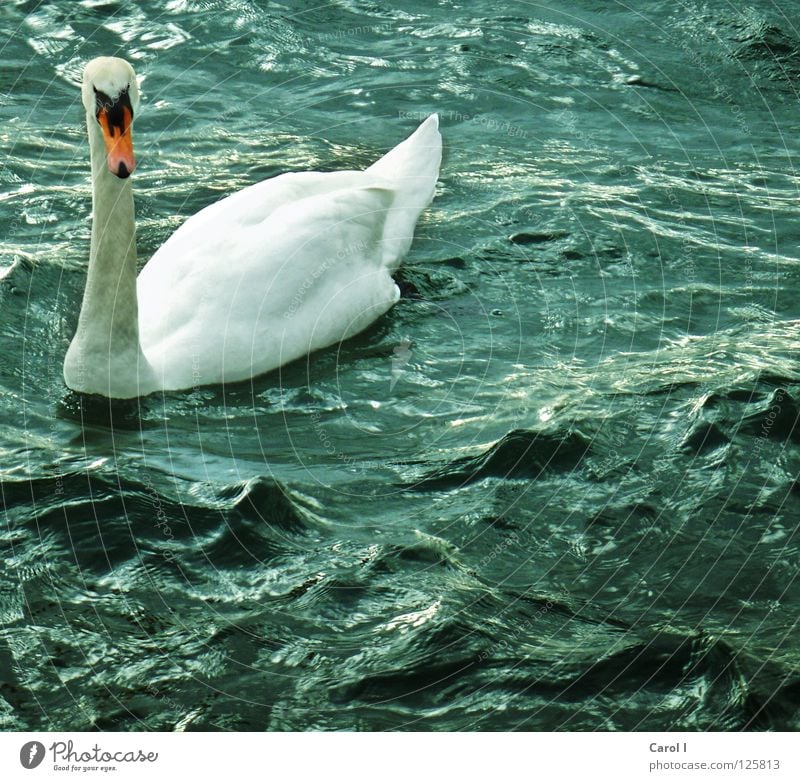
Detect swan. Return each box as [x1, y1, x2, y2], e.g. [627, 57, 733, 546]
[63, 57, 442, 398]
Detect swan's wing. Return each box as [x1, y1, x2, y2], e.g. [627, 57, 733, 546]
[148, 114, 442, 281]
[367, 113, 441, 270]
[138, 183, 399, 388]
[137, 115, 442, 390]
[142, 170, 371, 266]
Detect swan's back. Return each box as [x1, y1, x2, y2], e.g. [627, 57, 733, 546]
[137, 115, 441, 390]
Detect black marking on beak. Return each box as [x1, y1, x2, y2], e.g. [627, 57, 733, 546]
[94, 85, 133, 136]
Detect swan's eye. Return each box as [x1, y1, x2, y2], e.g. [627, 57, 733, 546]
[93, 86, 111, 116]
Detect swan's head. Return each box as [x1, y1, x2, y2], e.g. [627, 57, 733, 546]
[82, 57, 140, 179]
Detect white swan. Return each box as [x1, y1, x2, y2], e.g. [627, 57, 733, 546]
[63, 57, 441, 398]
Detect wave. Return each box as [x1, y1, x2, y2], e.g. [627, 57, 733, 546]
[408, 428, 592, 490]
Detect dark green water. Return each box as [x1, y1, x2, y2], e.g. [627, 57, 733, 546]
[2, 0, 800, 730]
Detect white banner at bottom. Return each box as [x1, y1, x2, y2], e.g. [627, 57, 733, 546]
[0, 731, 795, 780]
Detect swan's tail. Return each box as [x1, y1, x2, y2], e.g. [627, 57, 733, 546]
[367, 114, 442, 270]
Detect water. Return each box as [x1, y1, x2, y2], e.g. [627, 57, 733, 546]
[2, 0, 800, 730]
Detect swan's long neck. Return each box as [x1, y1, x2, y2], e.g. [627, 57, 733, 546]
[63, 113, 155, 397]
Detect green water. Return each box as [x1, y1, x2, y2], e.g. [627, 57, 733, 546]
[1, 0, 799, 730]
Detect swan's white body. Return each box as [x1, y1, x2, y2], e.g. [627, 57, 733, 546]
[64, 57, 441, 398]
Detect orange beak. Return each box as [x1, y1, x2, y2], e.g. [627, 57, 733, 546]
[98, 106, 135, 178]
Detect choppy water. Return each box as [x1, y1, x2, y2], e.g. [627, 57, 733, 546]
[2, 0, 800, 730]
